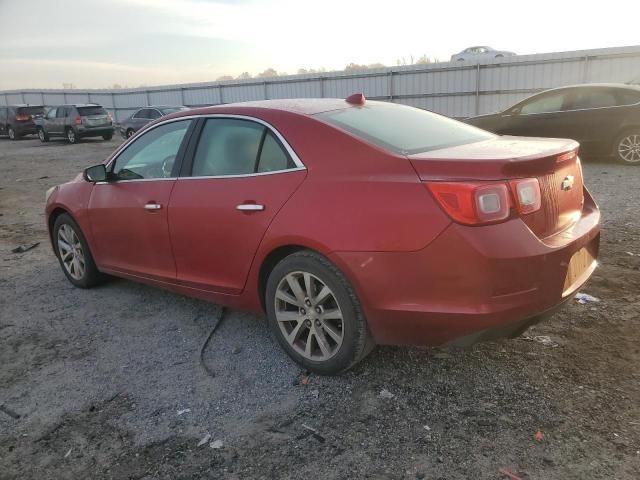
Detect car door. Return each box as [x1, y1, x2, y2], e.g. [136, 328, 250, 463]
[0, 107, 7, 134]
[560, 87, 622, 156]
[43, 107, 57, 134]
[88, 118, 195, 281]
[498, 89, 574, 138]
[168, 117, 306, 294]
[133, 109, 152, 131]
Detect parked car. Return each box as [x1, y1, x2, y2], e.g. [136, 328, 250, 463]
[0, 104, 45, 140]
[45, 94, 600, 375]
[35, 104, 114, 144]
[451, 46, 515, 62]
[119, 106, 189, 138]
[464, 83, 640, 165]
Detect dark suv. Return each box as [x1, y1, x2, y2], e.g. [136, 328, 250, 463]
[35, 104, 114, 144]
[0, 105, 45, 140]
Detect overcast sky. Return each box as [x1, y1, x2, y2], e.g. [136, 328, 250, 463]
[0, 0, 638, 90]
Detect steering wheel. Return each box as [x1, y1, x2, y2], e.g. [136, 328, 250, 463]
[160, 154, 176, 177]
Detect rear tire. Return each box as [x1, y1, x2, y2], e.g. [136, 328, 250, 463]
[102, 133, 113, 141]
[8, 127, 17, 140]
[38, 127, 49, 142]
[613, 129, 640, 165]
[126, 129, 134, 139]
[53, 214, 105, 288]
[66, 128, 78, 144]
[265, 250, 374, 375]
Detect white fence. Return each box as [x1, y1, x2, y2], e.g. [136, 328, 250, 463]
[2, 46, 640, 122]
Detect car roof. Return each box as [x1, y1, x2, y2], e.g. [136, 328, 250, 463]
[541, 83, 640, 93]
[5, 104, 44, 107]
[183, 98, 357, 117]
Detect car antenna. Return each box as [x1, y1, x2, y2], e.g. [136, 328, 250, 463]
[345, 92, 366, 105]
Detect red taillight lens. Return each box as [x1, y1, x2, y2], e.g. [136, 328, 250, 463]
[75, 116, 82, 125]
[426, 182, 511, 225]
[15, 114, 31, 121]
[509, 178, 541, 214]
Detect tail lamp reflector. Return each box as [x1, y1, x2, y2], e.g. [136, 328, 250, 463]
[427, 178, 542, 226]
[75, 116, 82, 125]
[15, 114, 31, 121]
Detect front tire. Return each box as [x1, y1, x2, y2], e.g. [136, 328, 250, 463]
[53, 214, 104, 288]
[126, 129, 134, 139]
[265, 251, 374, 375]
[614, 130, 640, 165]
[66, 128, 78, 144]
[38, 127, 49, 142]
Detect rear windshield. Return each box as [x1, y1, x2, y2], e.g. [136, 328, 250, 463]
[316, 102, 494, 155]
[17, 106, 44, 115]
[77, 106, 107, 116]
[160, 107, 189, 114]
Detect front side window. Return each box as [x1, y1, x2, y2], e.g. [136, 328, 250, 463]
[112, 120, 192, 180]
[133, 109, 148, 119]
[148, 109, 162, 120]
[56, 107, 66, 118]
[191, 119, 264, 176]
[46, 108, 57, 119]
[317, 102, 494, 155]
[519, 92, 567, 115]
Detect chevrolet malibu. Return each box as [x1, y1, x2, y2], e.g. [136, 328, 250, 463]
[45, 94, 600, 375]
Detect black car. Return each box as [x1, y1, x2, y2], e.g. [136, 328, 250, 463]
[0, 105, 45, 140]
[35, 104, 114, 144]
[465, 83, 640, 165]
[119, 106, 189, 138]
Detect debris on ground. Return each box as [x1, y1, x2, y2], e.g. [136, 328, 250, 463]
[532, 335, 559, 347]
[176, 408, 191, 416]
[0, 403, 21, 419]
[301, 423, 326, 443]
[63, 448, 72, 459]
[379, 389, 395, 399]
[575, 292, 601, 304]
[626, 251, 636, 256]
[423, 425, 431, 431]
[498, 468, 524, 480]
[209, 439, 224, 449]
[534, 430, 545, 441]
[10, 242, 39, 254]
[432, 351, 452, 359]
[197, 433, 211, 447]
[231, 346, 241, 354]
[310, 389, 319, 399]
[299, 374, 311, 385]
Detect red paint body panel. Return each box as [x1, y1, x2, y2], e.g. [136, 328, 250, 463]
[168, 170, 306, 294]
[87, 181, 177, 281]
[46, 99, 601, 348]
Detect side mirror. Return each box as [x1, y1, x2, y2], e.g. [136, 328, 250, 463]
[84, 164, 108, 182]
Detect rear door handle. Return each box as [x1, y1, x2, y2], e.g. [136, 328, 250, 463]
[144, 203, 162, 211]
[236, 203, 264, 212]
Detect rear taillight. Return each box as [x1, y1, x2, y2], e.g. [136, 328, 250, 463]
[426, 178, 542, 226]
[510, 178, 541, 214]
[75, 116, 82, 125]
[15, 114, 31, 121]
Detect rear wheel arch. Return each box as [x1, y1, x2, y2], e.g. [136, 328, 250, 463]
[258, 244, 310, 311]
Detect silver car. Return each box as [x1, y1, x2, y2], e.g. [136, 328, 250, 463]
[451, 46, 515, 62]
[119, 105, 189, 138]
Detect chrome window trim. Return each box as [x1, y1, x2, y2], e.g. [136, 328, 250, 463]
[177, 166, 306, 181]
[105, 113, 306, 182]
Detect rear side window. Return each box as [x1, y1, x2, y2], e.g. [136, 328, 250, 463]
[317, 102, 494, 155]
[616, 90, 640, 106]
[570, 89, 617, 109]
[56, 108, 66, 118]
[77, 106, 107, 116]
[520, 92, 566, 114]
[191, 119, 294, 177]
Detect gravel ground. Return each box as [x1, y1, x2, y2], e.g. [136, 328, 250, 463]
[0, 135, 639, 480]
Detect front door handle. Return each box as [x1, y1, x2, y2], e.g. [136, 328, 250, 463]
[236, 203, 264, 212]
[144, 203, 162, 211]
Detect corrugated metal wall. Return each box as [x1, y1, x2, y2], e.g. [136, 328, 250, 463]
[2, 46, 639, 122]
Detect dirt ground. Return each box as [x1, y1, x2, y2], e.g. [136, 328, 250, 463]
[0, 134, 639, 480]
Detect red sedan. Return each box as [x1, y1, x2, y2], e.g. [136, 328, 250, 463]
[45, 94, 600, 375]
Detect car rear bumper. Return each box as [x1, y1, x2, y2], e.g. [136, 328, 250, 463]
[13, 123, 37, 135]
[330, 188, 601, 346]
[77, 126, 114, 137]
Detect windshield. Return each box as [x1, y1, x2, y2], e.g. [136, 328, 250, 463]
[77, 106, 107, 116]
[316, 102, 494, 155]
[160, 107, 189, 114]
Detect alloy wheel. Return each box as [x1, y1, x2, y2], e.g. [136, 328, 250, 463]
[618, 134, 640, 164]
[8, 128, 15, 140]
[274, 271, 344, 361]
[57, 224, 85, 280]
[38, 129, 45, 141]
[67, 129, 76, 143]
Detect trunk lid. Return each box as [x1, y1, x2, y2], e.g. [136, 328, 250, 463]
[409, 136, 584, 238]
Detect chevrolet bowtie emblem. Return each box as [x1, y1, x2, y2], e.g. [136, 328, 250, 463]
[561, 175, 574, 191]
